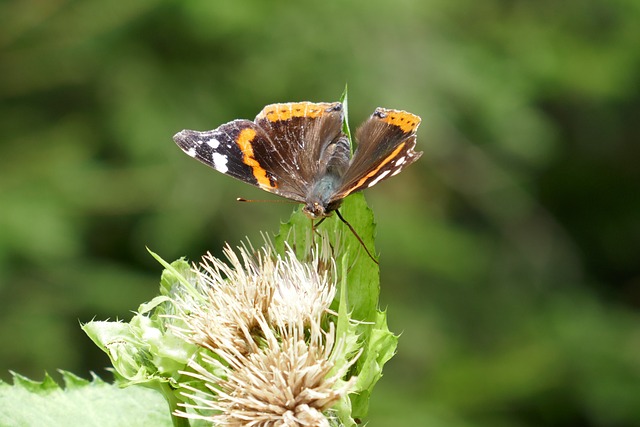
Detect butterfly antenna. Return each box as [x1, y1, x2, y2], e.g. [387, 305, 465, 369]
[334, 209, 379, 265]
[237, 197, 297, 204]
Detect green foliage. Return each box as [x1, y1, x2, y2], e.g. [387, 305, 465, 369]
[0, 372, 172, 427]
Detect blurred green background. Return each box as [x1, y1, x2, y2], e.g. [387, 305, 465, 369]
[1, 0, 639, 425]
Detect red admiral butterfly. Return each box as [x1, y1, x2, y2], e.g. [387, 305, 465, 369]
[173, 101, 422, 219]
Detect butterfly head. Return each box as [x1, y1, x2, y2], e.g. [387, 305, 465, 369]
[302, 202, 325, 219]
[302, 199, 343, 219]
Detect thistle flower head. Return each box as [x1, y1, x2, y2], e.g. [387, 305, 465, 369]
[179, 320, 355, 426]
[171, 242, 357, 425]
[171, 243, 335, 351]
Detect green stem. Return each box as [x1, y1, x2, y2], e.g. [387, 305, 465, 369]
[157, 382, 191, 427]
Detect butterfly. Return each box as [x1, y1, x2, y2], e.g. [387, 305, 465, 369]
[173, 101, 422, 219]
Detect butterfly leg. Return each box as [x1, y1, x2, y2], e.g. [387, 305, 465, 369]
[310, 218, 322, 249]
[314, 217, 327, 228]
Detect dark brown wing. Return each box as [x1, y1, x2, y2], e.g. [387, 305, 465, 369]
[173, 101, 347, 203]
[173, 119, 296, 196]
[252, 102, 347, 199]
[332, 108, 422, 201]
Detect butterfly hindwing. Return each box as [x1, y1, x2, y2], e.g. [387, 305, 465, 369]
[333, 108, 422, 200]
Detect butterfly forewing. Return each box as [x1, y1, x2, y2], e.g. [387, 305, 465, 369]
[173, 120, 278, 190]
[253, 102, 347, 196]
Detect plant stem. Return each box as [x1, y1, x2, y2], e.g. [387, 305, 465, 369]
[157, 382, 191, 427]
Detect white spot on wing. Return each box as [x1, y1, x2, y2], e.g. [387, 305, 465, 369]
[206, 138, 220, 149]
[212, 152, 228, 173]
[395, 156, 406, 167]
[186, 147, 197, 157]
[367, 169, 391, 188]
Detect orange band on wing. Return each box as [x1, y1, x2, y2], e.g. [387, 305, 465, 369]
[236, 128, 275, 189]
[380, 111, 420, 133]
[343, 142, 406, 196]
[258, 102, 338, 122]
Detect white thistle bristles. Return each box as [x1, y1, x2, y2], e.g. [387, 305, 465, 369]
[177, 321, 357, 426]
[170, 242, 357, 425]
[171, 243, 336, 353]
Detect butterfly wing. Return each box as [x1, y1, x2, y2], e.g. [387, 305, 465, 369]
[332, 108, 422, 201]
[252, 102, 347, 199]
[173, 102, 346, 203]
[173, 119, 292, 195]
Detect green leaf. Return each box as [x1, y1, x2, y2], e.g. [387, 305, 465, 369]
[351, 309, 399, 416]
[0, 372, 173, 427]
[339, 84, 353, 145]
[150, 250, 204, 302]
[8, 372, 60, 393]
